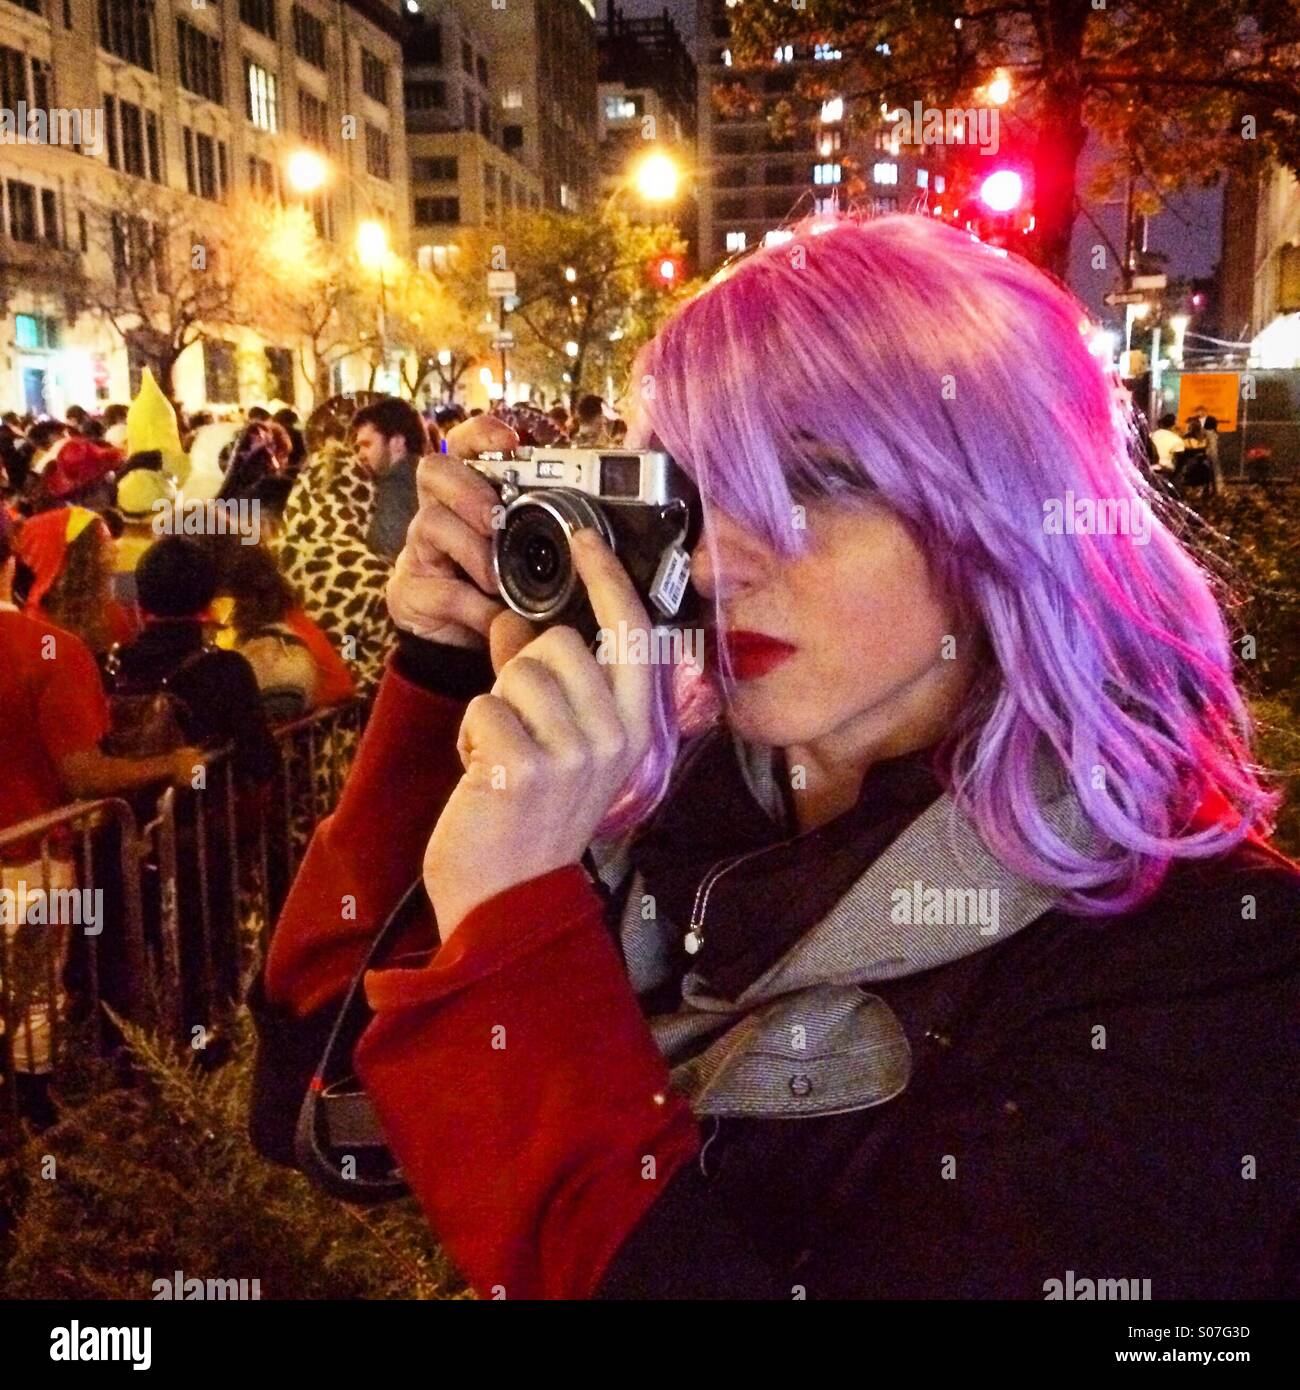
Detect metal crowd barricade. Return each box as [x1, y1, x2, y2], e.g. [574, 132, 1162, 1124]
[142, 700, 368, 1047]
[0, 699, 368, 1122]
[0, 799, 146, 1128]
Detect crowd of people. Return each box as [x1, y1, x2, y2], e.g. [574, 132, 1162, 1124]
[0, 379, 630, 1124]
[1146, 409, 1225, 495]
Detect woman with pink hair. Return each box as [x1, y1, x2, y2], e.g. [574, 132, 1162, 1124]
[257, 215, 1299, 1300]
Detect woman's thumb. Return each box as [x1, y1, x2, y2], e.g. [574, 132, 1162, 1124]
[488, 610, 538, 674]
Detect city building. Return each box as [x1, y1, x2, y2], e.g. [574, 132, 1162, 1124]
[695, 0, 942, 271]
[0, 0, 408, 416]
[1221, 158, 1300, 363]
[403, 0, 542, 264]
[597, 2, 696, 254]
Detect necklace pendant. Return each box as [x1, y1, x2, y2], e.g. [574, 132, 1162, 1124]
[683, 928, 702, 955]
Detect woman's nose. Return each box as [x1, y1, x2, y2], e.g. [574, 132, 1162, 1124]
[690, 509, 769, 603]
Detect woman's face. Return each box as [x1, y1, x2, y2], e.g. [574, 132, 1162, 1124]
[690, 495, 976, 753]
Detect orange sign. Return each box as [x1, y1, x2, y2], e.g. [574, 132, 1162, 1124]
[1177, 373, 1240, 433]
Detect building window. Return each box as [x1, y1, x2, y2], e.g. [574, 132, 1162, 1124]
[266, 346, 294, 402]
[772, 44, 793, 63]
[725, 230, 746, 253]
[15, 313, 60, 349]
[292, 4, 326, 67]
[102, 95, 164, 182]
[476, 54, 487, 85]
[503, 124, 522, 153]
[813, 162, 842, 185]
[820, 97, 843, 123]
[361, 48, 388, 104]
[872, 161, 898, 185]
[176, 18, 223, 103]
[818, 130, 841, 156]
[414, 156, 457, 180]
[414, 195, 459, 223]
[249, 154, 276, 198]
[405, 80, 445, 110]
[246, 61, 279, 132]
[98, 0, 155, 73]
[461, 38, 472, 74]
[298, 89, 328, 147]
[204, 339, 239, 405]
[479, 98, 491, 138]
[814, 42, 842, 60]
[603, 94, 638, 121]
[364, 123, 390, 180]
[6, 181, 39, 243]
[916, 168, 929, 189]
[502, 87, 523, 110]
[405, 19, 441, 64]
[935, 174, 946, 193]
[813, 195, 836, 215]
[184, 128, 227, 200]
[239, 0, 276, 40]
[40, 188, 60, 245]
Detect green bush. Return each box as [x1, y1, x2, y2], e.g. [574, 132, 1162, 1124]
[0, 1013, 468, 1300]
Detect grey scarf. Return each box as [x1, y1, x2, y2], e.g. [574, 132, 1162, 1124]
[590, 738, 1091, 1119]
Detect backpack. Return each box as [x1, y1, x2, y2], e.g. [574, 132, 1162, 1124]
[235, 624, 315, 724]
[102, 644, 211, 757]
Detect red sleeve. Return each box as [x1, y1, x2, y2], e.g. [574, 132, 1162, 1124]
[287, 608, 356, 706]
[265, 658, 467, 1018]
[354, 864, 702, 1301]
[38, 628, 109, 762]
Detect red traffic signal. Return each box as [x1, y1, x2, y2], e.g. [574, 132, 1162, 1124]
[648, 253, 682, 287]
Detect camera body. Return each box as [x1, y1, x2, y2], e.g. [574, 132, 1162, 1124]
[466, 447, 701, 644]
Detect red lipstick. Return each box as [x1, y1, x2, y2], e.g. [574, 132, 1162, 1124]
[716, 629, 798, 680]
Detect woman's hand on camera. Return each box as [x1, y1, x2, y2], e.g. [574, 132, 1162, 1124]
[386, 416, 518, 648]
[424, 528, 654, 939]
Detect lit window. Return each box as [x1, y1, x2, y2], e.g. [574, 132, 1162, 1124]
[813, 196, 836, 216]
[813, 43, 842, 60]
[503, 88, 523, 110]
[820, 97, 842, 123]
[245, 61, 279, 133]
[876, 42, 891, 56]
[725, 230, 746, 252]
[763, 229, 793, 247]
[873, 161, 898, 185]
[722, 48, 732, 67]
[916, 168, 929, 189]
[604, 94, 637, 120]
[773, 44, 793, 63]
[935, 174, 946, 194]
[813, 162, 842, 185]
[559, 182, 570, 208]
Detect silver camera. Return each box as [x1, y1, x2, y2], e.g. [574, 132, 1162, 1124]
[466, 448, 701, 641]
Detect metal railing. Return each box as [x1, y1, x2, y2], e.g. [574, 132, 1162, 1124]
[0, 700, 367, 1127]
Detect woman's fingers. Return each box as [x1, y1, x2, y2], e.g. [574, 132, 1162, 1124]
[442, 417, 519, 465]
[456, 692, 536, 776]
[416, 449, 503, 528]
[387, 562, 505, 642]
[405, 501, 497, 593]
[514, 624, 628, 761]
[569, 528, 655, 749]
[489, 610, 539, 675]
[491, 657, 589, 763]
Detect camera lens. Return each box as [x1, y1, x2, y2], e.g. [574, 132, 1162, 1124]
[495, 490, 609, 622]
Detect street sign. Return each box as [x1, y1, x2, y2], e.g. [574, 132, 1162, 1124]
[491, 331, 515, 350]
[487, 270, 517, 297]
[1130, 273, 1168, 291]
[1103, 289, 1150, 306]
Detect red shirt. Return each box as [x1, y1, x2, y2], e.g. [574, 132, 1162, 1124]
[0, 607, 110, 858]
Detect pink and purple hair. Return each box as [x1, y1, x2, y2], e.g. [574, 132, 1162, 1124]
[605, 211, 1276, 916]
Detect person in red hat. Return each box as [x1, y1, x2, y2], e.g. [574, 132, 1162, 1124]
[0, 506, 201, 1125]
[13, 507, 138, 655]
[35, 435, 122, 511]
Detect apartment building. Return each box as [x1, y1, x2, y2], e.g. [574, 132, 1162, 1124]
[696, 0, 942, 271]
[403, 0, 541, 265]
[0, 0, 408, 415]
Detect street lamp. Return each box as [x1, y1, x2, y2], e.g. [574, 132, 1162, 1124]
[986, 71, 1012, 106]
[633, 150, 680, 203]
[286, 148, 328, 195]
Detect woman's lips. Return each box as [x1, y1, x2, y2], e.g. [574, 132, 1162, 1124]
[713, 629, 798, 680]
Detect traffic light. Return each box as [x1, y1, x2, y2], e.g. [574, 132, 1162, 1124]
[978, 169, 1024, 213]
[648, 253, 682, 288]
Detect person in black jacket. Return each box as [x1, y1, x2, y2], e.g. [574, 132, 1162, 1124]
[113, 536, 279, 1040]
[254, 213, 1300, 1301]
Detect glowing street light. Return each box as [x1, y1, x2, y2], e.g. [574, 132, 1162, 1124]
[356, 219, 388, 269]
[564, 266, 577, 282]
[633, 149, 680, 203]
[565, 340, 579, 358]
[979, 169, 1024, 213]
[286, 148, 329, 194]
[986, 71, 1012, 106]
